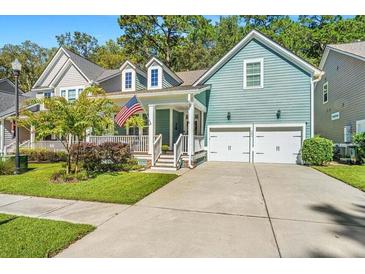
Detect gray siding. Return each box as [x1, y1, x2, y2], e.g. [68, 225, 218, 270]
[54, 65, 89, 95]
[314, 50, 365, 143]
[204, 39, 311, 141]
[41, 53, 68, 87]
[100, 75, 122, 93]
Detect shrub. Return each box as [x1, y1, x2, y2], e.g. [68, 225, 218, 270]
[20, 148, 67, 162]
[161, 144, 169, 153]
[71, 142, 131, 174]
[353, 132, 365, 164]
[0, 159, 15, 175]
[120, 158, 144, 171]
[302, 136, 333, 166]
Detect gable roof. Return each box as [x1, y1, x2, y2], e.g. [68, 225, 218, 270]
[0, 78, 34, 118]
[176, 70, 207, 86]
[146, 57, 183, 84]
[62, 47, 106, 82]
[319, 41, 365, 69]
[194, 30, 322, 86]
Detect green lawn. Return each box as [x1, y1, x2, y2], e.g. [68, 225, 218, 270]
[314, 165, 365, 191]
[0, 213, 94, 257]
[0, 163, 177, 204]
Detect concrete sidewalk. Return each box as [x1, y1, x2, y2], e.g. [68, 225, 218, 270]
[0, 193, 129, 226]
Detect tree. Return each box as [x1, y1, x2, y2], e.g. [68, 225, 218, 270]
[91, 40, 126, 69]
[56, 31, 99, 58]
[124, 115, 145, 135]
[117, 15, 209, 70]
[18, 86, 116, 174]
[0, 41, 55, 92]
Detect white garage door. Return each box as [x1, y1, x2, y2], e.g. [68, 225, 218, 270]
[209, 128, 250, 162]
[254, 127, 302, 164]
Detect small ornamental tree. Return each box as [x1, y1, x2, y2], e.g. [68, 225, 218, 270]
[124, 115, 145, 135]
[18, 86, 117, 174]
[353, 132, 365, 164]
[301, 136, 333, 166]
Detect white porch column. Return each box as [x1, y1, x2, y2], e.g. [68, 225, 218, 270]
[169, 108, 173, 150]
[188, 94, 195, 168]
[30, 125, 36, 148]
[200, 111, 205, 135]
[148, 104, 156, 154]
[0, 119, 5, 154]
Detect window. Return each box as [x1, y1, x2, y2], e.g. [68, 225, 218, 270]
[125, 72, 132, 89]
[68, 89, 77, 102]
[244, 58, 263, 89]
[323, 82, 328, 104]
[344, 125, 352, 143]
[60, 86, 83, 102]
[356, 119, 365, 133]
[150, 68, 159, 87]
[44, 91, 52, 98]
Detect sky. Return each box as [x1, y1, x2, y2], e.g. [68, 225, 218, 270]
[0, 15, 353, 48]
[0, 15, 221, 48]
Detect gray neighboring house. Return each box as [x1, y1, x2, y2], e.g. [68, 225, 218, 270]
[0, 78, 36, 155]
[314, 41, 365, 143]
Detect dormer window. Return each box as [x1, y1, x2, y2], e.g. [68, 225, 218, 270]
[125, 72, 132, 89]
[151, 68, 159, 87]
[122, 68, 135, 91]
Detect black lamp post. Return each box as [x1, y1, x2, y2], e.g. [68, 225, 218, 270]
[11, 59, 21, 174]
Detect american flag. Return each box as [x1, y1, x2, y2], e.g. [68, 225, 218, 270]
[115, 95, 144, 127]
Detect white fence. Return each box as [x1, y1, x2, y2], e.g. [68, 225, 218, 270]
[88, 135, 149, 152]
[194, 135, 205, 153]
[152, 134, 162, 165]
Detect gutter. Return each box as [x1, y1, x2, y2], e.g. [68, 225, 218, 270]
[310, 71, 325, 137]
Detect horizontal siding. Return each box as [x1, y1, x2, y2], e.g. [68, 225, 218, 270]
[204, 39, 311, 140]
[136, 72, 147, 90]
[41, 53, 68, 87]
[163, 71, 179, 88]
[54, 65, 89, 96]
[314, 50, 365, 143]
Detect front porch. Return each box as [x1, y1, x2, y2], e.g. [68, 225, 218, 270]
[90, 90, 208, 169]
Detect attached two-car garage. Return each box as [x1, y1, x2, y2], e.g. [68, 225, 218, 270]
[208, 124, 304, 164]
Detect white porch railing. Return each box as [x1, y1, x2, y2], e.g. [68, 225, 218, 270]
[180, 135, 204, 154]
[152, 134, 162, 165]
[30, 140, 65, 152]
[88, 135, 149, 153]
[194, 135, 205, 153]
[173, 134, 183, 167]
[181, 135, 188, 153]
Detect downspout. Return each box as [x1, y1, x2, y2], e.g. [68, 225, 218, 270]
[310, 72, 324, 138]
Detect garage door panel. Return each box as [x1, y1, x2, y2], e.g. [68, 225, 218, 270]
[254, 128, 302, 164]
[209, 129, 250, 162]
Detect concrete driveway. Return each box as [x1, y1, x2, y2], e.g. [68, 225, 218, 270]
[58, 162, 365, 258]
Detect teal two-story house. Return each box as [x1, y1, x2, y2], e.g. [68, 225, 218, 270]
[23, 30, 322, 169]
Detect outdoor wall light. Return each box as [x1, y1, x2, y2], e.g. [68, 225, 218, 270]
[276, 109, 281, 119]
[227, 112, 231, 120]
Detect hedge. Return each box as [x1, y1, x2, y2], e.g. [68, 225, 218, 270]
[301, 136, 333, 166]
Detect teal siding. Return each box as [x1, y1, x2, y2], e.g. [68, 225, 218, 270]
[163, 71, 179, 88]
[136, 72, 147, 90]
[204, 39, 311, 142]
[195, 90, 209, 107]
[173, 110, 184, 143]
[156, 109, 170, 145]
[114, 123, 126, 135]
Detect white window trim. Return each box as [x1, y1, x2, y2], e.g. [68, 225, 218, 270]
[243, 58, 264, 89]
[356, 119, 365, 133]
[147, 65, 162, 90]
[323, 81, 328, 104]
[121, 68, 136, 92]
[59, 86, 84, 101]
